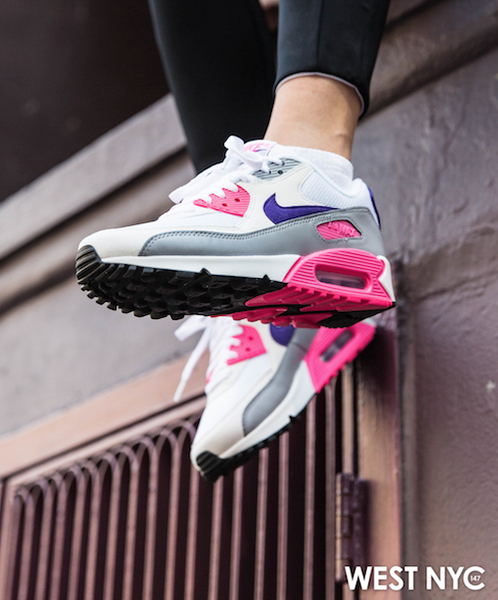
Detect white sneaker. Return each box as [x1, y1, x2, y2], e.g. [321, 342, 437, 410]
[76, 136, 395, 329]
[174, 315, 376, 482]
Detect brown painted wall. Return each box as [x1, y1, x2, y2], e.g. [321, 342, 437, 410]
[354, 46, 498, 597]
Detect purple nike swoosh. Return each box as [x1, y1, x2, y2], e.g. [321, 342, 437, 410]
[263, 194, 334, 224]
[269, 323, 295, 346]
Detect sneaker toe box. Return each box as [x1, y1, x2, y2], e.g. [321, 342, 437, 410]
[78, 223, 160, 260]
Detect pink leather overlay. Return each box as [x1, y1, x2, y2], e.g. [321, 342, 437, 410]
[317, 220, 360, 240]
[227, 325, 266, 365]
[305, 321, 376, 391]
[194, 184, 250, 217]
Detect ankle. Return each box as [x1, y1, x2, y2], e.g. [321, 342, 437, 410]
[264, 75, 361, 160]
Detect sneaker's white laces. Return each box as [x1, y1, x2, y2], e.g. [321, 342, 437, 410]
[173, 315, 245, 402]
[168, 136, 281, 208]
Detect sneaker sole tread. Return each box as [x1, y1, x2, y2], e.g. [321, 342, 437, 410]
[76, 245, 393, 328]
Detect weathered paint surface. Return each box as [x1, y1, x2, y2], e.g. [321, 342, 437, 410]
[354, 47, 498, 597]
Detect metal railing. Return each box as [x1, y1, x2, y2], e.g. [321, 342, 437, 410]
[0, 386, 340, 600]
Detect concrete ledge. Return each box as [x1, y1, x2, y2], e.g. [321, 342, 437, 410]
[371, 0, 498, 112]
[0, 351, 208, 479]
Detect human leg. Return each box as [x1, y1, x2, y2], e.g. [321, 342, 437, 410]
[276, 0, 391, 116]
[148, 0, 275, 172]
[266, 0, 390, 157]
[265, 75, 361, 159]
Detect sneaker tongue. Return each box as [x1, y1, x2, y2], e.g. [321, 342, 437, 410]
[244, 140, 276, 157]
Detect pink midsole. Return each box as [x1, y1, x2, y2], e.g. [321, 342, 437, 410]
[247, 248, 393, 310]
[230, 248, 394, 328]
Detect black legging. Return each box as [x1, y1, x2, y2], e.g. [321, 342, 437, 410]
[148, 0, 390, 172]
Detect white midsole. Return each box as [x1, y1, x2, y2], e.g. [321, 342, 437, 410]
[103, 254, 300, 282]
[219, 361, 315, 459]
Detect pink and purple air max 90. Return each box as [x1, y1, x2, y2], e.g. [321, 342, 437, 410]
[174, 315, 376, 481]
[76, 136, 395, 328]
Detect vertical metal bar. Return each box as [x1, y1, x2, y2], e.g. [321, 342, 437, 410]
[49, 474, 68, 600]
[276, 433, 289, 600]
[228, 468, 244, 600]
[172, 420, 200, 600]
[207, 478, 224, 600]
[0, 480, 8, 597]
[0, 482, 13, 599]
[5, 493, 25, 600]
[141, 441, 159, 600]
[339, 366, 356, 600]
[0, 481, 4, 538]
[120, 451, 141, 600]
[342, 365, 355, 475]
[325, 384, 337, 600]
[163, 437, 182, 600]
[84, 463, 106, 600]
[34, 482, 56, 600]
[183, 465, 200, 600]
[16, 491, 34, 600]
[254, 448, 269, 600]
[124, 444, 150, 600]
[101, 454, 128, 600]
[18, 489, 42, 600]
[66, 469, 89, 600]
[303, 399, 317, 600]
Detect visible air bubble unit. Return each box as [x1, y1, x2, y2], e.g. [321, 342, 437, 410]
[240, 249, 395, 328]
[305, 321, 376, 391]
[315, 270, 365, 289]
[321, 329, 354, 362]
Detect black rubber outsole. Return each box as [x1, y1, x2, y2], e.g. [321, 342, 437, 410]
[196, 408, 306, 483]
[76, 245, 391, 327]
[76, 245, 285, 320]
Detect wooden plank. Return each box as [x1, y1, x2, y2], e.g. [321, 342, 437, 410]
[0, 95, 186, 262]
[0, 351, 208, 479]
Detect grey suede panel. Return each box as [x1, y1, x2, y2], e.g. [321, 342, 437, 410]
[253, 158, 301, 180]
[140, 207, 385, 257]
[242, 328, 317, 435]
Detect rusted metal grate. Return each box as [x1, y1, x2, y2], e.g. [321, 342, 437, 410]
[0, 387, 339, 600]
